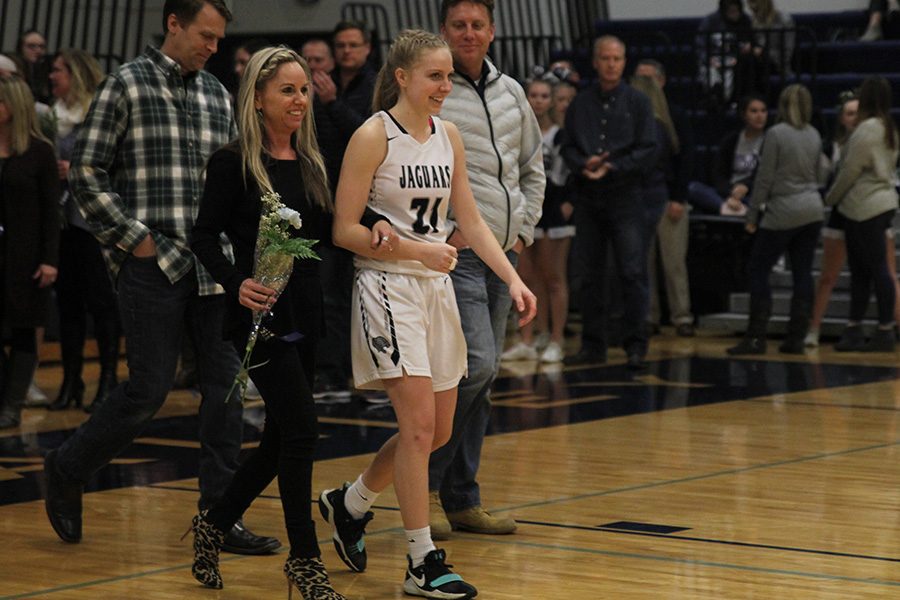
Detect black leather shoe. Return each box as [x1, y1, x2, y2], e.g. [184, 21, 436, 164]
[44, 449, 83, 543]
[562, 349, 607, 366]
[221, 519, 281, 555]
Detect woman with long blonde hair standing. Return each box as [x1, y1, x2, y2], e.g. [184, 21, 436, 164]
[0, 74, 60, 428]
[47, 49, 122, 413]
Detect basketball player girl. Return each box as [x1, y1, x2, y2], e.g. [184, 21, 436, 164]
[319, 29, 536, 599]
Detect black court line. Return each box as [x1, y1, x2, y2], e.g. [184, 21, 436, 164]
[745, 398, 900, 411]
[517, 519, 900, 564]
[505, 438, 900, 514]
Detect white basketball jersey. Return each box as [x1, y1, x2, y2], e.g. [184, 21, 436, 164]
[354, 110, 455, 278]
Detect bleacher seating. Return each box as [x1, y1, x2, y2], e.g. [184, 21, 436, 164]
[567, 10, 900, 336]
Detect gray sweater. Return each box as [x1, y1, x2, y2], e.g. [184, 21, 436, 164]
[825, 118, 899, 222]
[747, 122, 823, 230]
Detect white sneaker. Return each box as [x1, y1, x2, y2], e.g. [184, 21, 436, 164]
[804, 330, 819, 348]
[24, 382, 49, 407]
[540, 341, 564, 363]
[500, 341, 538, 362]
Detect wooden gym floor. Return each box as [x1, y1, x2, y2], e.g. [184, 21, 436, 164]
[2, 331, 899, 599]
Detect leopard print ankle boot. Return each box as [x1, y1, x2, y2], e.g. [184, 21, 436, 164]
[186, 510, 225, 589]
[284, 556, 346, 600]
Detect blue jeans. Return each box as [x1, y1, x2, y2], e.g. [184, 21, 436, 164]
[573, 193, 650, 356]
[54, 256, 243, 509]
[428, 248, 517, 512]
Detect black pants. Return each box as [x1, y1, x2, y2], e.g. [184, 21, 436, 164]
[208, 334, 321, 558]
[56, 227, 120, 372]
[845, 210, 896, 324]
[748, 222, 822, 312]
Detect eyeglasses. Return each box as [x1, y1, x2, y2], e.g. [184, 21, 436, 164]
[24, 42, 46, 50]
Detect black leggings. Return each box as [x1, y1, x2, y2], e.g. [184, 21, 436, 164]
[207, 335, 320, 558]
[845, 209, 896, 325]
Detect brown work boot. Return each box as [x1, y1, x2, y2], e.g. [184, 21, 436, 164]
[429, 491, 451, 540]
[446, 505, 516, 535]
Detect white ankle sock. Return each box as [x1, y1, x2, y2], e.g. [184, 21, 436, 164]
[406, 526, 436, 567]
[344, 475, 378, 520]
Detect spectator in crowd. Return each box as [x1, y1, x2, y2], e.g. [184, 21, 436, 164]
[311, 21, 379, 404]
[43, 0, 279, 555]
[301, 38, 335, 76]
[0, 75, 60, 429]
[826, 76, 899, 352]
[629, 74, 689, 336]
[320, 28, 533, 599]
[45, 49, 120, 413]
[688, 93, 768, 215]
[232, 37, 270, 83]
[727, 84, 823, 355]
[635, 59, 696, 337]
[502, 77, 575, 364]
[16, 30, 51, 103]
[563, 35, 659, 369]
[747, 0, 795, 77]
[808, 91, 900, 347]
[697, 0, 755, 105]
[190, 46, 386, 598]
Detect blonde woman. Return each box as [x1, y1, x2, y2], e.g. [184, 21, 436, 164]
[502, 78, 575, 363]
[826, 76, 900, 352]
[320, 30, 535, 599]
[0, 74, 60, 428]
[47, 49, 121, 413]
[728, 84, 823, 354]
[189, 47, 390, 599]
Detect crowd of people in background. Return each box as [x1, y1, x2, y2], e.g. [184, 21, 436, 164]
[0, 0, 898, 597]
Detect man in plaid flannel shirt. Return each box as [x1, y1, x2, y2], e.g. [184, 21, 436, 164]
[44, 0, 280, 555]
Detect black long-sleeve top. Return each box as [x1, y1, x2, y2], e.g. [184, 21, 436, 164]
[314, 66, 377, 193]
[191, 145, 327, 342]
[562, 81, 659, 199]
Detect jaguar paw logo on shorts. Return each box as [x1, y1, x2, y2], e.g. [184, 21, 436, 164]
[371, 336, 391, 353]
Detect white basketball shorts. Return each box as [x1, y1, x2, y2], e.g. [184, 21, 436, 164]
[351, 269, 467, 392]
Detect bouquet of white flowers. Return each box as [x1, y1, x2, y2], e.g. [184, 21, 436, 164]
[229, 191, 319, 401]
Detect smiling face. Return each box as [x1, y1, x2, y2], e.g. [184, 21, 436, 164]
[441, 1, 495, 79]
[255, 61, 310, 140]
[163, 2, 226, 73]
[398, 47, 454, 116]
[49, 55, 72, 100]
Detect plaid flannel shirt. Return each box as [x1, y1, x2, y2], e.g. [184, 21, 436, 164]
[70, 45, 237, 295]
